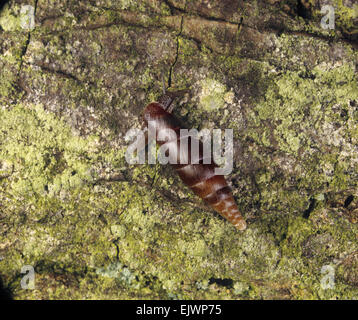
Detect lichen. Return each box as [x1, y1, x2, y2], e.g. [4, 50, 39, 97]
[251, 63, 358, 156]
[0, 3, 22, 32]
[199, 78, 228, 111]
[1, 0, 358, 300]
[311, 0, 358, 33]
[0, 104, 99, 197]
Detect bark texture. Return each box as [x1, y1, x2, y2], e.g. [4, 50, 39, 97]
[0, 0, 358, 299]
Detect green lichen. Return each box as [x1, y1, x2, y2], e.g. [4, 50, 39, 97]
[312, 0, 358, 33]
[0, 104, 99, 197]
[249, 62, 358, 158]
[0, 3, 22, 31]
[0, 34, 28, 104]
[1, 0, 358, 300]
[199, 78, 228, 111]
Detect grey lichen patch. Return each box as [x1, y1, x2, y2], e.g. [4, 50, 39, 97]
[96, 262, 137, 287]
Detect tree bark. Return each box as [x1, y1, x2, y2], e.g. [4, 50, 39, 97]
[0, 0, 357, 299]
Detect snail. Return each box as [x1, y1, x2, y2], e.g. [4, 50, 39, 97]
[141, 89, 246, 231]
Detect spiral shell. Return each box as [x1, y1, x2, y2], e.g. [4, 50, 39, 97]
[143, 101, 246, 231]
